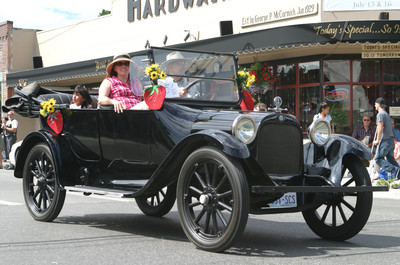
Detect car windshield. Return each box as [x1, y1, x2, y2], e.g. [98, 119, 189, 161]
[130, 48, 239, 104]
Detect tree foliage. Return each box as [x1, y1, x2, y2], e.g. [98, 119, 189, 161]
[98, 9, 111, 17]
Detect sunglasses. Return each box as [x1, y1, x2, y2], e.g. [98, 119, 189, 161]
[363, 119, 370, 121]
[115, 62, 130, 67]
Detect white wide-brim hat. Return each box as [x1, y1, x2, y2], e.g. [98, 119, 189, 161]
[106, 53, 139, 76]
[160, 51, 191, 71]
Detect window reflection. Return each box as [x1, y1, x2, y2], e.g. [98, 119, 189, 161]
[324, 60, 350, 82]
[299, 86, 320, 130]
[352, 60, 379, 82]
[324, 85, 351, 133]
[299, 61, 320, 84]
[277, 88, 296, 115]
[383, 85, 400, 106]
[352, 85, 378, 129]
[277, 64, 296, 86]
[383, 60, 400, 82]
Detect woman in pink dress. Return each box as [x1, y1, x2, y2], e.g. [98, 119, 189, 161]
[98, 53, 148, 113]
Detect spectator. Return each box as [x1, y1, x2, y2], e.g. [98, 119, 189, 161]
[254, 103, 267, 111]
[391, 118, 400, 141]
[1, 116, 8, 161]
[373, 97, 400, 179]
[4, 111, 18, 159]
[352, 115, 376, 148]
[313, 102, 332, 125]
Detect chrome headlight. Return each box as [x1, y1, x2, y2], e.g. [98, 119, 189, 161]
[232, 115, 257, 144]
[308, 118, 331, 147]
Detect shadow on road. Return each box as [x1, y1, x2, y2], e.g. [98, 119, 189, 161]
[53, 211, 400, 257]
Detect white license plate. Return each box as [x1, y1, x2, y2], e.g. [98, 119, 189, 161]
[268, 192, 297, 208]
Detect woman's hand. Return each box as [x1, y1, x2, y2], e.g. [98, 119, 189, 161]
[112, 99, 125, 113]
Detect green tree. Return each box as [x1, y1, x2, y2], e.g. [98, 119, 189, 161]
[98, 9, 111, 17]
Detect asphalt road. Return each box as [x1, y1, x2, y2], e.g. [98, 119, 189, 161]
[1, 169, 399, 265]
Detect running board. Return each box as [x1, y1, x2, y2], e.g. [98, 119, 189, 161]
[64, 186, 139, 198]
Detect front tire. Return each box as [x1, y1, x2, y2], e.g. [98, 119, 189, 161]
[302, 155, 373, 240]
[23, 143, 65, 222]
[177, 147, 249, 252]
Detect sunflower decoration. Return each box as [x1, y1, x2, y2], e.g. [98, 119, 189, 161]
[145, 64, 167, 85]
[236, 70, 256, 111]
[143, 64, 167, 110]
[40, 98, 57, 118]
[40, 98, 63, 134]
[236, 70, 256, 90]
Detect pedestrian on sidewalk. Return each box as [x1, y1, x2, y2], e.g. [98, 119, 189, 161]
[373, 97, 400, 181]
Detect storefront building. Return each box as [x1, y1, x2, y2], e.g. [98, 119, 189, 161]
[3, 0, 400, 135]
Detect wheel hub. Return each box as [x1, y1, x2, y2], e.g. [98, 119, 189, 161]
[199, 194, 211, 205]
[37, 176, 46, 189]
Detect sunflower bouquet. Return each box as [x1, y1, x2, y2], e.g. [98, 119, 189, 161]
[145, 64, 167, 86]
[236, 70, 256, 90]
[40, 98, 57, 118]
[40, 98, 63, 134]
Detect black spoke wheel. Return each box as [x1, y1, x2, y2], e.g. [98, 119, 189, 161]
[177, 147, 249, 252]
[135, 184, 176, 217]
[302, 155, 373, 240]
[23, 143, 65, 222]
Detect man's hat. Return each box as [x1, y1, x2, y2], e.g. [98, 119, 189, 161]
[375, 97, 387, 108]
[160, 51, 190, 71]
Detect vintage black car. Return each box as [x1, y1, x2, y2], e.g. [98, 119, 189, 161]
[6, 47, 387, 252]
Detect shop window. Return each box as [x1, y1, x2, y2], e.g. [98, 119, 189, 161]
[277, 64, 296, 86]
[352, 85, 379, 129]
[324, 85, 351, 133]
[383, 60, 400, 82]
[277, 87, 296, 116]
[299, 61, 320, 84]
[323, 60, 350, 82]
[352, 60, 380, 82]
[383, 85, 400, 107]
[299, 86, 320, 131]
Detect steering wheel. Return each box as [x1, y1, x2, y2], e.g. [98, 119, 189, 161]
[184, 79, 217, 100]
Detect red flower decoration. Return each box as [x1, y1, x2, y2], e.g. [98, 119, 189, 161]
[47, 112, 63, 134]
[240, 91, 254, 111]
[144, 85, 166, 110]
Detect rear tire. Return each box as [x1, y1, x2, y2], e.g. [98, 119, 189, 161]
[302, 155, 372, 240]
[23, 143, 65, 222]
[135, 184, 176, 217]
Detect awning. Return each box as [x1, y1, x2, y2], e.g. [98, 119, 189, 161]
[177, 20, 400, 53]
[7, 20, 400, 88]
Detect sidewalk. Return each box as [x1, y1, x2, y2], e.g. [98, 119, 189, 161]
[373, 187, 400, 200]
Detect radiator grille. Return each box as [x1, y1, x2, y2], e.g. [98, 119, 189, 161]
[257, 122, 302, 175]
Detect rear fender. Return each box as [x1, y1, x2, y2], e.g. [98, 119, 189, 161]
[304, 134, 371, 186]
[138, 129, 250, 195]
[14, 131, 63, 187]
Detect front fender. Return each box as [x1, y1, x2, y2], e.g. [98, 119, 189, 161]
[14, 130, 62, 182]
[138, 129, 249, 196]
[304, 134, 371, 186]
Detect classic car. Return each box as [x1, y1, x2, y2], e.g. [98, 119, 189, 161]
[5, 47, 387, 252]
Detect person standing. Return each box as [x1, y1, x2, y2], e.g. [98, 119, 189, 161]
[373, 97, 400, 179]
[4, 111, 18, 159]
[313, 102, 332, 125]
[352, 115, 376, 148]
